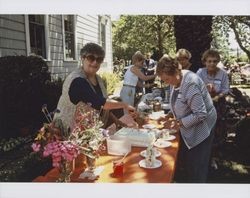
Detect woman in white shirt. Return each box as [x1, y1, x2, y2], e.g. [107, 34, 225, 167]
[120, 51, 156, 112]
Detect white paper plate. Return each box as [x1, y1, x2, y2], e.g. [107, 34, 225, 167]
[162, 135, 176, 141]
[153, 140, 172, 148]
[139, 159, 162, 169]
[142, 124, 156, 129]
[140, 150, 161, 158]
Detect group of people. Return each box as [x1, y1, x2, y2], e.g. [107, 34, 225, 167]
[54, 42, 229, 183]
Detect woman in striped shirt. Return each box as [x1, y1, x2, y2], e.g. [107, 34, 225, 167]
[156, 56, 217, 183]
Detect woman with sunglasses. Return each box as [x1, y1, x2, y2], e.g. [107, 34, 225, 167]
[120, 51, 157, 113]
[54, 42, 136, 131]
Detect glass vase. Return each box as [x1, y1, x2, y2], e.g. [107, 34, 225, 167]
[86, 156, 96, 173]
[57, 160, 72, 183]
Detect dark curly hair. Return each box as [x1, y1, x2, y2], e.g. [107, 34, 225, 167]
[80, 43, 105, 58]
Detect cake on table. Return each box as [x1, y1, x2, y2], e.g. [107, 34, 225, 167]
[114, 127, 156, 147]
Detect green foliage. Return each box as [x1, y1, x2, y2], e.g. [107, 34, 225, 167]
[211, 16, 231, 62]
[0, 55, 50, 138]
[99, 72, 121, 95]
[0, 55, 62, 138]
[212, 16, 250, 62]
[0, 142, 52, 182]
[112, 15, 175, 61]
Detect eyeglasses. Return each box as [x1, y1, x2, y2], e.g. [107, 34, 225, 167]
[206, 59, 218, 64]
[84, 54, 104, 64]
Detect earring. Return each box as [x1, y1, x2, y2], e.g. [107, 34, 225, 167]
[176, 75, 180, 80]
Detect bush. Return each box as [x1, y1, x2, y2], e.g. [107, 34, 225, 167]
[43, 78, 63, 114]
[0, 55, 62, 138]
[99, 72, 121, 95]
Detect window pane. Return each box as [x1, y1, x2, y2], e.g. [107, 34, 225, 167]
[29, 15, 46, 58]
[64, 15, 75, 59]
[65, 32, 75, 59]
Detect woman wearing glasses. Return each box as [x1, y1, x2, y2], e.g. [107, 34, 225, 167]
[196, 49, 230, 169]
[54, 43, 136, 131]
[196, 49, 229, 102]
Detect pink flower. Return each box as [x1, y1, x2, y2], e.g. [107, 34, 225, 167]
[43, 150, 50, 157]
[52, 161, 60, 168]
[31, 143, 41, 152]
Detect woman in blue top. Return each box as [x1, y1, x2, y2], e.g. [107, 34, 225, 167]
[196, 49, 229, 102]
[156, 55, 217, 183]
[196, 50, 230, 168]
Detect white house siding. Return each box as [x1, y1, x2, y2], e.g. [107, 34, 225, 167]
[0, 14, 113, 80]
[104, 16, 113, 73]
[0, 15, 26, 57]
[76, 15, 113, 73]
[48, 15, 67, 79]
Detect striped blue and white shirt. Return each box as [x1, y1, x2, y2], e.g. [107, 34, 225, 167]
[170, 70, 217, 149]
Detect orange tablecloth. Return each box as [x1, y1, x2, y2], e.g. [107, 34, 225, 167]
[33, 115, 180, 183]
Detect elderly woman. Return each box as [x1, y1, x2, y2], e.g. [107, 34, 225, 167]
[120, 51, 156, 111]
[156, 55, 217, 183]
[54, 42, 136, 131]
[196, 49, 229, 102]
[176, 48, 192, 70]
[196, 50, 230, 168]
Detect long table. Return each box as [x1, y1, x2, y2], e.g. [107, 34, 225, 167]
[33, 115, 180, 183]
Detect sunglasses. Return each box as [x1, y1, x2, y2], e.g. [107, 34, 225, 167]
[84, 54, 104, 64]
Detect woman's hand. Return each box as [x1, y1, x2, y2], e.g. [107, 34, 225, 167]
[163, 119, 182, 129]
[157, 112, 174, 124]
[126, 105, 138, 119]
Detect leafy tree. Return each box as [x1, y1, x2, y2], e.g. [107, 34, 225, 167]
[112, 15, 175, 62]
[174, 16, 213, 72]
[211, 17, 232, 64]
[212, 16, 250, 62]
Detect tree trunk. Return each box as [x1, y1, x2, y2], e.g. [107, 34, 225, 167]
[174, 16, 213, 72]
[230, 20, 250, 61]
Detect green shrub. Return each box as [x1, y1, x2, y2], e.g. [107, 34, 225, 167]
[0, 55, 62, 138]
[99, 72, 121, 95]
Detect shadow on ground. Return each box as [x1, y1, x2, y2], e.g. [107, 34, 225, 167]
[207, 139, 250, 183]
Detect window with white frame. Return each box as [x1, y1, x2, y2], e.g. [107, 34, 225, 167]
[28, 15, 46, 58]
[63, 15, 75, 60]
